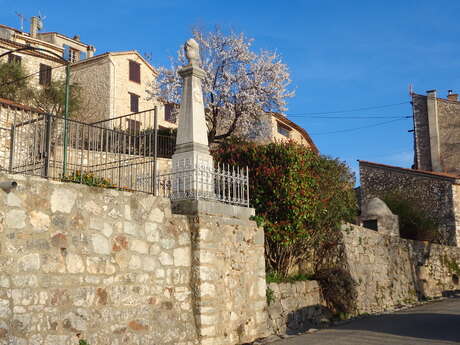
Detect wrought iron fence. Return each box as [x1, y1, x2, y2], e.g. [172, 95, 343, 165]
[155, 163, 250, 207]
[1, 106, 251, 207]
[6, 109, 175, 193]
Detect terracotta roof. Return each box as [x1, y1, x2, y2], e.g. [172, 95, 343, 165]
[71, 50, 158, 75]
[270, 112, 319, 153]
[359, 160, 460, 182]
[0, 97, 43, 113]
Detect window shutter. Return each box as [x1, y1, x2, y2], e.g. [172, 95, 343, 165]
[129, 60, 141, 83]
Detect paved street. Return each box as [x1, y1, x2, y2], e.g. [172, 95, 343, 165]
[272, 297, 460, 345]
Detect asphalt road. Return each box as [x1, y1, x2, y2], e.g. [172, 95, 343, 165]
[272, 297, 460, 345]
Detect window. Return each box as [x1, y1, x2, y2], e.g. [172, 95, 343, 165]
[39, 64, 52, 86]
[8, 54, 21, 64]
[130, 93, 139, 113]
[126, 119, 141, 134]
[164, 103, 176, 123]
[129, 60, 141, 83]
[277, 121, 291, 137]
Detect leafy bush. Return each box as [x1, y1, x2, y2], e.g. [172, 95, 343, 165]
[62, 171, 114, 188]
[314, 267, 358, 315]
[213, 139, 357, 277]
[382, 192, 439, 242]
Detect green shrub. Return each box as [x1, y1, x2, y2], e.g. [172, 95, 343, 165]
[314, 267, 358, 314]
[212, 139, 357, 277]
[62, 171, 114, 188]
[382, 192, 439, 242]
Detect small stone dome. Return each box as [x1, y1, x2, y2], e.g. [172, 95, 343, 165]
[363, 197, 394, 217]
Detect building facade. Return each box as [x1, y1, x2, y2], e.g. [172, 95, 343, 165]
[0, 17, 94, 88]
[412, 90, 460, 174]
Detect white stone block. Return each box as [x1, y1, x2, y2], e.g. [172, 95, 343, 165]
[66, 253, 85, 273]
[174, 247, 191, 267]
[50, 188, 76, 213]
[92, 234, 110, 255]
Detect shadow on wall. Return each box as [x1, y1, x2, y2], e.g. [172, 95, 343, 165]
[285, 305, 332, 335]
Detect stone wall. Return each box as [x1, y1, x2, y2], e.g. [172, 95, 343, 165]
[412, 93, 460, 174]
[0, 173, 267, 345]
[266, 281, 327, 335]
[343, 224, 460, 314]
[359, 160, 460, 246]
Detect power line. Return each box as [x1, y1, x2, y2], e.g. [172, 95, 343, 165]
[0, 63, 65, 88]
[287, 115, 412, 119]
[310, 118, 408, 135]
[286, 101, 410, 116]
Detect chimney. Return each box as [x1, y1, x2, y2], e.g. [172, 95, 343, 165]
[87, 45, 95, 58]
[30, 16, 39, 38]
[447, 90, 458, 102]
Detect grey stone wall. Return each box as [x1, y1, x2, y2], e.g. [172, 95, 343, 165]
[412, 93, 460, 174]
[412, 94, 431, 170]
[0, 173, 267, 345]
[436, 98, 460, 174]
[343, 224, 460, 314]
[359, 161, 459, 245]
[266, 281, 327, 335]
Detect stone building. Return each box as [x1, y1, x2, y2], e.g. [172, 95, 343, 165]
[0, 17, 94, 87]
[70, 51, 166, 125]
[412, 90, 460, 174]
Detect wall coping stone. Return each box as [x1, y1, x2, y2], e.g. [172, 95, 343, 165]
[172, 199, 255, 219]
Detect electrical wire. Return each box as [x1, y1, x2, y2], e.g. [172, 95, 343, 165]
[310, 118, 408, 135]
[0, 63, 66, 88]
[286, 101, 410, 116]
[287, 115, 412, 119]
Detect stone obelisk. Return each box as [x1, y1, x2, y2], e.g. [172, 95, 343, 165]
[172, 39, 213, 197]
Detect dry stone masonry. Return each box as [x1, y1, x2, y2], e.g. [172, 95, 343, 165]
[0, 173, 267, 345]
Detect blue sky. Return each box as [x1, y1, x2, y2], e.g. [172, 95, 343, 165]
[2, 0, 460, 184]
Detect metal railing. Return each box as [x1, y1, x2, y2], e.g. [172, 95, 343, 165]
[7, 109, 175, 193]
[2, 106, 251, 207]
[155, 162, 250, 207]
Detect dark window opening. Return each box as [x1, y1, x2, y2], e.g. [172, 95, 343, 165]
[130, 93, 140, 113]
[129, 60, 141, 83]
[8, 54, 21, 64]
[363, 219, 378, 231]
[39, 64, 52, 86]
[164, 103, 176, 123]
[277, 121, 291, 137]
[126, 119, 141, 134]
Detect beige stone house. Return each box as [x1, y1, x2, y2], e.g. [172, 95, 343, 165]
[70, 51, 168, 126]
[0, 17, 94, 88]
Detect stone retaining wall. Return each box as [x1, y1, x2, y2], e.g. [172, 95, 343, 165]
[266, 281, 327, 335]
[359, 160, 460, 246]
[0, 173, 267, 345]
[343, 224, 460, 314]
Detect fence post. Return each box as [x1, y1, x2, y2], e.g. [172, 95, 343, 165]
[153, 106, 158, 196]
[8, 124, 15, 173]
[43, 114, 52, 178]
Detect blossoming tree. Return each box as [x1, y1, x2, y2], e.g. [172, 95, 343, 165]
[150, 28, 294, 144]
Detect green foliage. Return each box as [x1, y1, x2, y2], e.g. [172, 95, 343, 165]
[314, 267, 358, 314]
[62, 170, 114, 188]
[31, 79, 82, 116]
[213, 139, 357, 277]
[79, 340, 90, 345]
[442, 255, 460, 275]
[382, 192, 439, 242]
[266, 287, 274, 306]
[266, 271, 312, 283]
[0, 60, 81, 116]
[0, 61, 30, 102]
